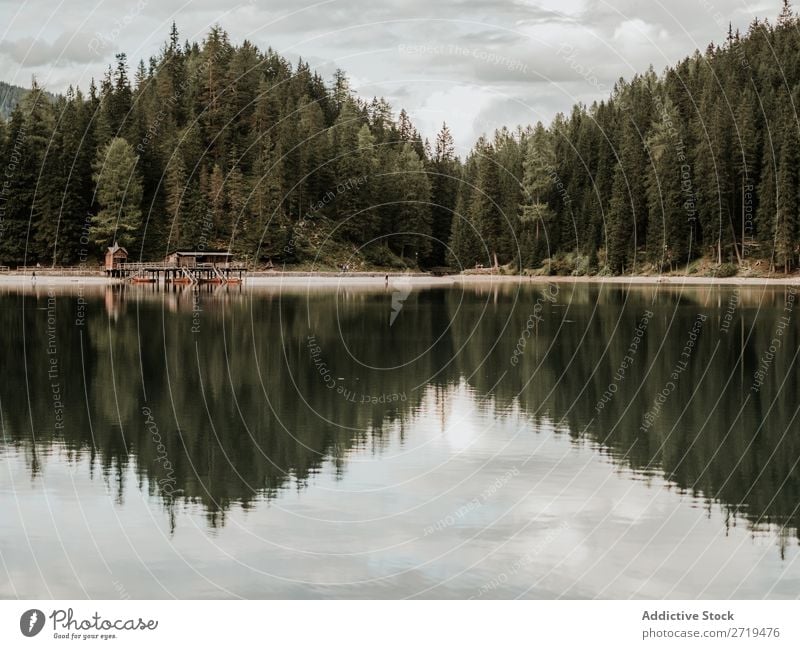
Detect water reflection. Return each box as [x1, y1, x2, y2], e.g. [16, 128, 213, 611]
[0, 280, 798, 546]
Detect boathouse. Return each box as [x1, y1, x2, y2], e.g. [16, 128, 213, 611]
[164, 251, 234, 268]
[105, 243, 128, 271]
[107, 249, 245, 284]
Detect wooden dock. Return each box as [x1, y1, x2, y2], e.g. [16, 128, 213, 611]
[108, 262, 247, 285]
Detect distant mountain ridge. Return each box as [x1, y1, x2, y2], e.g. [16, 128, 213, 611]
[0, 81, 54, 120]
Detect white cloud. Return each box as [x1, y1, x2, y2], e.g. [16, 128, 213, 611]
[612, 18, 668, 45]
[0, 0, 774, 148]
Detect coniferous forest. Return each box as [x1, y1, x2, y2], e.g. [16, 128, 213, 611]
[2, 4, 800, 273]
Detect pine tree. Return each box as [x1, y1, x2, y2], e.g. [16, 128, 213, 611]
[607, 163, 633, 274]
[469, 140, 504, 268]
[774, 122, 798, 272]
[520, 122, 555, 259]
[428, 122, 459, 266]
[164, 148, 188, 247]
[392, 142, 432, 264]
[645, 98, 689, 270]
[207, 163, 226, 236]
[332, 69, 351, 115]
[734, 88, 760, 260]
[757, 132, 778, 252]
[330, 100, 364, 231]
[778, 0, 794, 27]
[226, 152, 248, 245]
[196, 26, 233, 155]
[21, 82, 59, 264]
[246, 134, 286, 262]
[52, 88, 95, 264]
[0, 107, 34, 265]
[448, 153, 481, 268]
[91, 137, 143, 249]
[102, 53, 133, 137]
[296, 96, 330, 207]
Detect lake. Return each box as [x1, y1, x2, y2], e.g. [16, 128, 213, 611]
[0, 279, 798, 598]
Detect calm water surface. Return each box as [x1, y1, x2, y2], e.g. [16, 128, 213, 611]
[0, 280, 798, 598]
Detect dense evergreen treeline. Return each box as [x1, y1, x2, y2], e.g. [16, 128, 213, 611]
[2, 4, 800, 272]
[0, 24, 456, 267]
[454, 1, 800, 274]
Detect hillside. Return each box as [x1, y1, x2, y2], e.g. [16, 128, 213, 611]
[2, 4, 800, 275]
[0, 82, 28, 120]
[454, 1, 800, 276]
[0, 24, 456, 268]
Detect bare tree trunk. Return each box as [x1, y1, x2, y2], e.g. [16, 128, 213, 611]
[728, 212, 742, 265]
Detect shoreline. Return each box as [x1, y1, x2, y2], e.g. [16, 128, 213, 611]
[1, 271, 799, 287]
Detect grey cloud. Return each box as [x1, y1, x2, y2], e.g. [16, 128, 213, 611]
[2, 0, 772, 148]
[0, 33, 107, 67]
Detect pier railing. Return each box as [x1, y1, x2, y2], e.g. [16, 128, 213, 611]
[118, 262, 245, 270]
[14, 266, 103, 275]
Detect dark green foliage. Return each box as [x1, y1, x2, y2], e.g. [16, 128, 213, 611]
[475, 3, 800, 274]
[0, 26, 448, 268]
[91, 137, 143, 249]
[465, 139, 505, 267]
[5, 6, 800, 272]
[427, 123, 460, 266]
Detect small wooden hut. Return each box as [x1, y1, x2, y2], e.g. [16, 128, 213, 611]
[105, 243, 128, 271]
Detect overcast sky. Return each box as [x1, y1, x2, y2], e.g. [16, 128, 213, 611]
[0, 0, 778, 151]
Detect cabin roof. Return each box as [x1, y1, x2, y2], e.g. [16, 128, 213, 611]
[106, 243, 128, 255]
[169, 251, 233, 257]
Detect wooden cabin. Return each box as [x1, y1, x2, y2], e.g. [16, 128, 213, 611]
[164, 251, 234, 268]
[105, 243, 128, 271]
